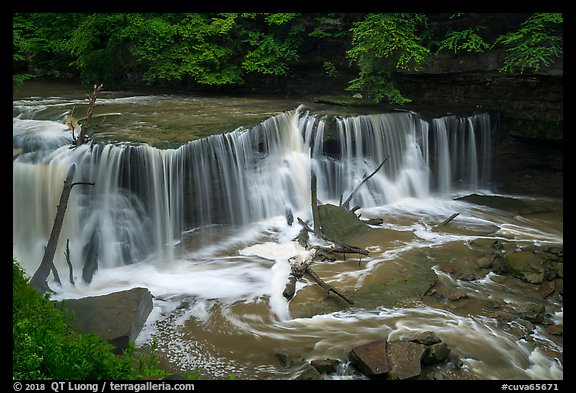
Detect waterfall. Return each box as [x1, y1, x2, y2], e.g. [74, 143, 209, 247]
[13, 106, 492, 279]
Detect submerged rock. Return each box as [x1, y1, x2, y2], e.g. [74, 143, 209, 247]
[310, 358, 340, 374]
[455, 193, 556, 216]
[295, 364, 324, 380]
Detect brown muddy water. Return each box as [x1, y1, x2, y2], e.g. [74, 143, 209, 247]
[13, 80, 563, 381]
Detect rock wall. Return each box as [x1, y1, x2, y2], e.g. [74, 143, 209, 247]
[396, 48, 563, 140]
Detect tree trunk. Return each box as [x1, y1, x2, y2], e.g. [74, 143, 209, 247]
[30, 164, 76, 293]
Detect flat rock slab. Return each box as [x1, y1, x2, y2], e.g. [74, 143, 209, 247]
[317, 203, 371, 245]
[58, 287, 153, 353]
[386, 341, 427, 380]
[348, 339, 390, 376]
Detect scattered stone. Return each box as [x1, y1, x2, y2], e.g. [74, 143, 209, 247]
[386, 341, 426, 380]
[515, 303, 546, 324]
[540, 280, 556, 297]
[447, 291, 468, 301]
[346, 331, 456, 379]
[283, 275, 297, 300]
[295, 364, 324, 380]
[502, 251, 546, 284]
[363, 218, 384, 226]
[422, 342, 451, 365]
[317, 203, 372, 244]
[423, 370, 446, 380]
[455, 194, 554, 216]
[310, 358, 340, 374]
[554, 279, 563, 296]
[409, 331, 442, 346]
[275, 351, 295, 368]
[546, 324, 563, 336]
[348, 339, 390, 376]
[554, 263, 563, 279]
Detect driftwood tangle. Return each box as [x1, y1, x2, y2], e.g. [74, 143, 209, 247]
[283, 157, 393, 305]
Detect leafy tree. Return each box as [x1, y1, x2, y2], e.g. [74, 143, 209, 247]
[67, 13, 139, 86]
[12, 13, 81, 85]
[436, 26, 490, 54]
[13, 13, 563, 101]
[241, 13, 302, 77]
[494, 13, 563, 73]
[346, 13, 430, 104]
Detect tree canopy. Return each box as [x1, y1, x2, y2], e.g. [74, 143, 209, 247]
[13, 12, 563, 104]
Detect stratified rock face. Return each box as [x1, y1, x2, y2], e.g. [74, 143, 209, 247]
[396, 48, 563, 140]
[58, 287, 153, 353]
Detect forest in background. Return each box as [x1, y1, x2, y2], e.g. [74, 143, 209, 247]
[13, 13, 563, 104]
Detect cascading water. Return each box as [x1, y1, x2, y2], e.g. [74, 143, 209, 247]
[13, 87, 562, 380]
[13, 106, 492, 277]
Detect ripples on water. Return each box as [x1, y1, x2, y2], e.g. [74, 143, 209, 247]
[13, 82, 562, 380]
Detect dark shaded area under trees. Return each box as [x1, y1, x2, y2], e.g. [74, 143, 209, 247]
[13, 13, 563, 196]
[13, 13, 563, 136]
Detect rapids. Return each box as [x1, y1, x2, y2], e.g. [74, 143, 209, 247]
[13, 82, 562, 380]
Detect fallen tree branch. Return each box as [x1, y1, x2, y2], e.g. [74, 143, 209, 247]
[305, 266, 354, 305]
[341, 155, 390, 209]
[285, 250, 354, 304]
[75, 83, 103, 147]
[436, 212, 460, 228]
[64, 238, 75, 286]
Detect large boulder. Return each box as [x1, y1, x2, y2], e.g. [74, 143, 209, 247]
[317, 203, 371, 245]
[57, 287, 153, 353]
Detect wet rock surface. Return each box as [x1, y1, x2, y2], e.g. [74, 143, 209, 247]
[57, 287, 153, 353]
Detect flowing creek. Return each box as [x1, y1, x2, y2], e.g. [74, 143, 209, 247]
[13, 81, 563, 380]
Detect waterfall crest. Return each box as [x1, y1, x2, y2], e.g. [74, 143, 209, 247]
[13, 107, 492, 277]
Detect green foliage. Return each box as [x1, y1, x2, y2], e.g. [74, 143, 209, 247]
[322, 61, 338, 78]
[126, 13, 244, 85]
[347, 71, 411, 105]
[12, 259, 178, 380]
[494, 13, 563, 73]
[12, 13, 564, 102]
[308, 14, 351, 39]
[264, 13, 300, 25]
[242, 31, 300, 76]
[13, 13, 83, 79]
[346, 13, 430, 104]
[437, 27, 490, 54]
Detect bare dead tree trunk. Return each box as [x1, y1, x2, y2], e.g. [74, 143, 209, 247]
[75, 83, 103, 147]
[30, 164, 95, 294]
[30, 164, 77, 293]
[65, 238, 75, 286]
[311, 172, 321, 234]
